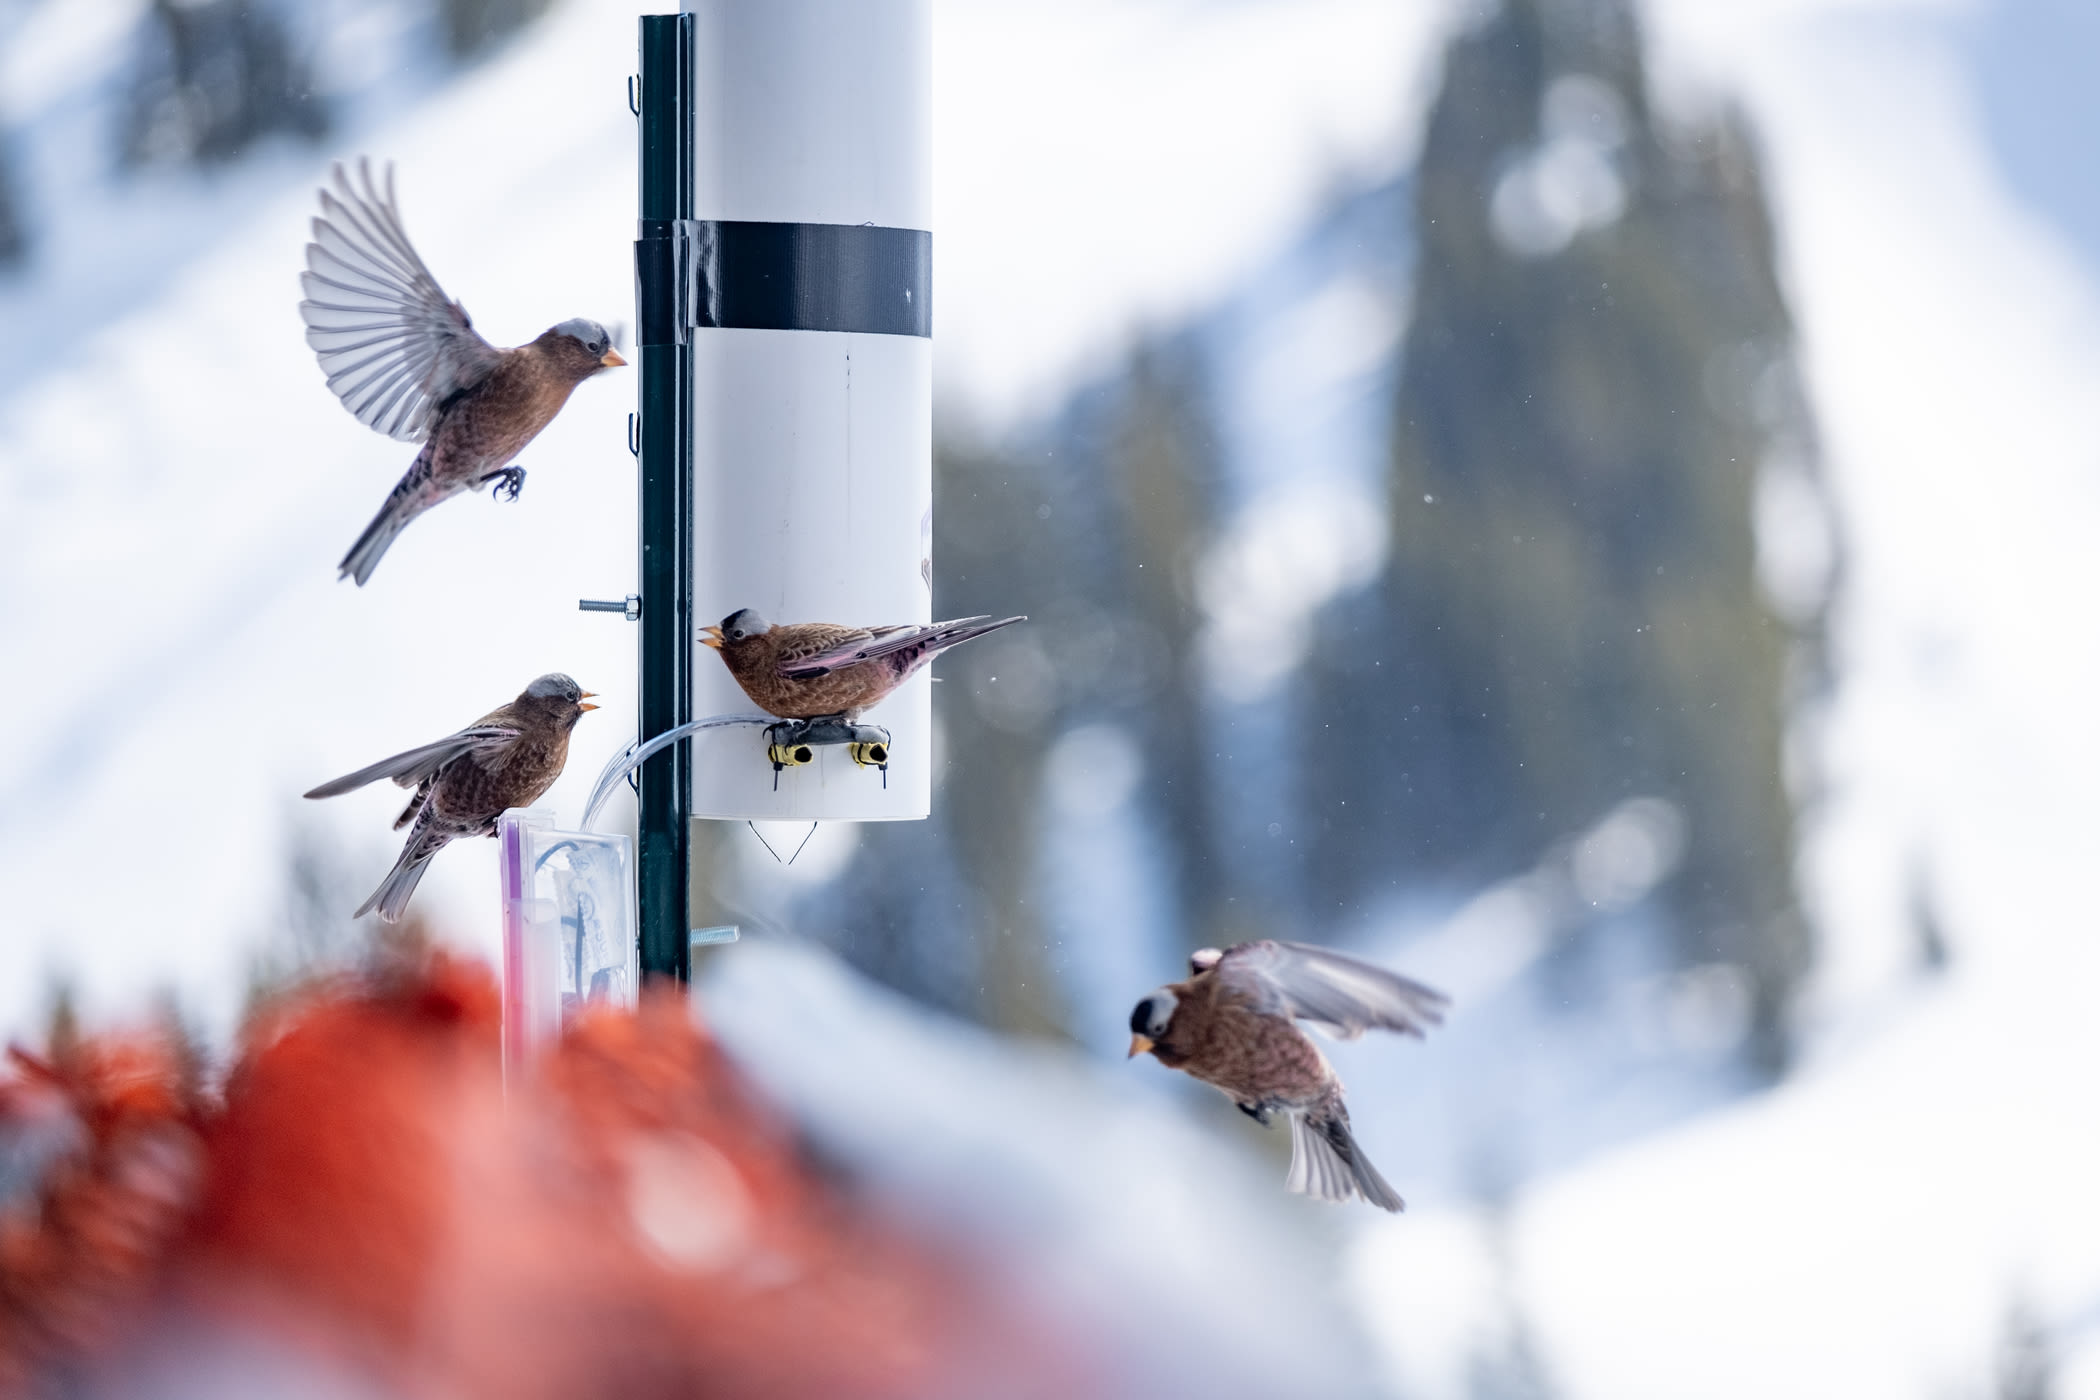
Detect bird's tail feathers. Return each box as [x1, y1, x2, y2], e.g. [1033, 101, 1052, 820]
[926, 614, 1027, 655]
[778, 613, 1030, 680]
[355, 825, 447, 923]
[340, 456, 438, 587]
[1287, 1109, 1404, 1213]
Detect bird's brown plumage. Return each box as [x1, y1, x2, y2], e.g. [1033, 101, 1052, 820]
[702, 610, 1027, 720]
[303, 674, 597, 921]
[1130, 940, 1447, 1211]
[713, 622, 895, 719]
[1147, 967, 1336, 1107]
[300, 159, 625, 585]
[430, 336, 599, 474]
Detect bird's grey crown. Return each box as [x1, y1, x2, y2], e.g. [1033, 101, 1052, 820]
[524, 672, 583, 702]
[1131, 990, 1178, 1039]
[552, 317, 610, 353]
[721, 608, 769, 641]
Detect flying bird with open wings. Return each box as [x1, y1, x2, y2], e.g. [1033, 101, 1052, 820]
[299, 158, 626, 585]
[701, 609, 1027, 720]
[1129, 940, 1448, 1212]
[303, 674, 597, 921]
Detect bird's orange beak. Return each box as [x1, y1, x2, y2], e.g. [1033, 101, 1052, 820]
[1127, 1035, 1154, 1059]
[700, 625, 723, 650]
[578, 690, 599, 712]
[600, 349, 627, 368]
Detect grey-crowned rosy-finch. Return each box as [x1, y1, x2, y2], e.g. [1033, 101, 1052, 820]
[300, 158, 625, 585]
[303, 674, 597, 921]
[701, 610, 1026, 721]
[1128, 941, 1448, 1212]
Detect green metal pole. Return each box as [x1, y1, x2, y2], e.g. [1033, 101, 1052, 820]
[634, 14, 693, 982]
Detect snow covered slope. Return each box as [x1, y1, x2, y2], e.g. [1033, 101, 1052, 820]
[0, 2, 644, 1039]
[1348, 1, 2100, 1393]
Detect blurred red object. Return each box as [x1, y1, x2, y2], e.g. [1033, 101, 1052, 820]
[0, 954, 1086, 1399]
[0, 1031, 203, 1396]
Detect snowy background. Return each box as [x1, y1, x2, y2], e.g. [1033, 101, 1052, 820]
[3, 0, 2098, 1395]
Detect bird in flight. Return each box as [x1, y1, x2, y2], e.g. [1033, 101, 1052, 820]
[299, 158, 625, 585]
[1129, 940, 1448, 1211]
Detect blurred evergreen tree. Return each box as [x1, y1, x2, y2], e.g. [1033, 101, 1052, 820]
[1302, 0, 1828, 1070]
[119, 0, 328, 168]
[820, 345, 1249, 1036]
[1995, 1294, 2057, 1400]
[785, 430, 1080, 1035]
[0, 133, 26, 268]
[1097, 348, 1241, 951]
[246, 821, 386, 1006]
[438, 0, 557, 61]
[767, 340, 1218, 1035]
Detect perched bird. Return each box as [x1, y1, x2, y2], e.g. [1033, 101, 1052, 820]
[1128, 941, 1448, 1212]
[303, 674, 597, 921]
[701, 609, 1027, 720]
[299, 158, 626, 585]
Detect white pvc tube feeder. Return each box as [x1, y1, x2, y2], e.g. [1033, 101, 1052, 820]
[681, 0, 934, 823]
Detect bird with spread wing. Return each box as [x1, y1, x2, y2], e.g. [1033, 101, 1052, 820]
[299, 158, 625, 585]
[1129, 940, 1448, 1211]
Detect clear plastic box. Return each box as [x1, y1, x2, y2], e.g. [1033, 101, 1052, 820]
[498, 807, 638, 1074]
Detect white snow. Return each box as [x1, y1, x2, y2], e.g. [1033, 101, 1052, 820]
[933, 0, 1453, 424]
[1347, 1, 2100, 1394]
[0, 0, 648, 1039]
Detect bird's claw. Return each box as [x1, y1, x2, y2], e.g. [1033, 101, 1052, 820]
[486, 467, 526, 503]
[1237, 1101, 1275, 1127]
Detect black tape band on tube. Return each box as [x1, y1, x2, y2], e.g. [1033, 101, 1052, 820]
[635, 222, 681, 347]
[638, 219, 931, 342]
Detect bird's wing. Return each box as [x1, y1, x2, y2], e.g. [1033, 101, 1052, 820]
[777, 615, 1023, 678]
[767, 623, 884, 678]
[303, 725, 521, 799]
[299, 158, 504, 443]
[1213, 940, 1448, 1041]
